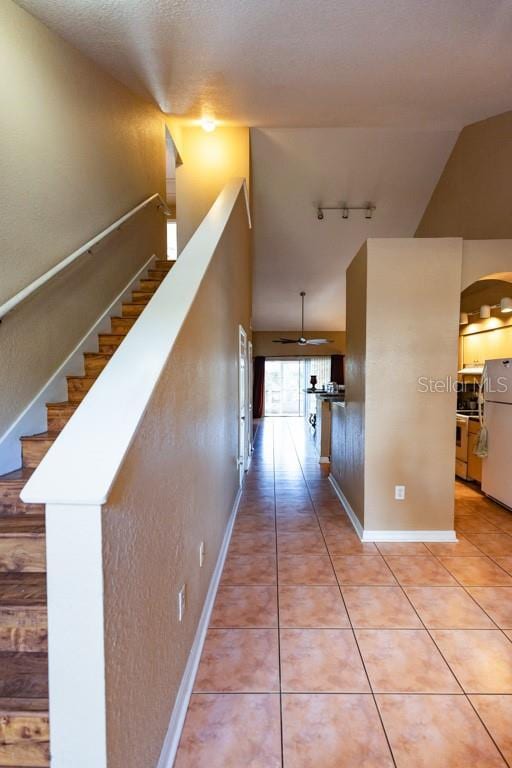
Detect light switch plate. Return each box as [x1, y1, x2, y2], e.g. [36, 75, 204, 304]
[199, 541, 205, 568]
[395, 485, 406, 500]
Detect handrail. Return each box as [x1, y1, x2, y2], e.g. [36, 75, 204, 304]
[0, 193, 172, 321]
[21, 178, 249, 507]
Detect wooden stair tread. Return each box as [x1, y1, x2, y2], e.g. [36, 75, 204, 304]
[0, 653, 48, 699]
[0, 253, 176, 762]
[0, 576, 46, 607]
[18, 434, 57, 445]
[0, 698, 48, 712]
[0, 520, 45, 536]
[0, 470, 33, 485]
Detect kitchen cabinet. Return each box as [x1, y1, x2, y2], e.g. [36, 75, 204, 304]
[467, 420, 482, 483]
[462, 326, 512, 368]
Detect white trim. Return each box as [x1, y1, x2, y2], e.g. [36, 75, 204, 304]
[0, 194, 170, 320]
[157, 486, 242, 768]
[328, 473, 364, 539]
[22, 179, 248, 506]
[329, 474, 457, 543]
[45, 503, 107, 768]
[362, 529, 458, 542]
[0, 254, 157, 475]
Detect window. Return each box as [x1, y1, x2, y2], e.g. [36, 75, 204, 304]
[167, 220, 177, 261]
[264, 357, 331, 417]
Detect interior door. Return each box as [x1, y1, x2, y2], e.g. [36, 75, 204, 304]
[247, 340, 253, 459]
[238, 326, 248, 485]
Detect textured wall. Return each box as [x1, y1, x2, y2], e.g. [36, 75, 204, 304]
[0, 0, 165, 435]
[175, 126, 250, 251]
[102, 193, 251, 768]
[364, 238, 462, 531]
[342, 246, 367, 526]
[416, 111, 512, 239]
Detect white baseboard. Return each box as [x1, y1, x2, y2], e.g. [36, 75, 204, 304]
[328, 474, 457, 542]
[363, 529, 457, 542]
[0, 254, 157, 475]
[157, 486, 242, 768]
[328, 473, 364, 539]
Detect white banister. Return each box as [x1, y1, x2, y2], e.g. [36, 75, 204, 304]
[21, 178, 250, 507]
[0, 193, 172, 321]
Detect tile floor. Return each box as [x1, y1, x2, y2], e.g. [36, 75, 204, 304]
[175, 418, 512, 767]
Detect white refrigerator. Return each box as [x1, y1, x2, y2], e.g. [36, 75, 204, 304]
[482, 357, 512, 509]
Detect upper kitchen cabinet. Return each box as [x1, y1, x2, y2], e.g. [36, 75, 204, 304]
[462, 325, 512, 368]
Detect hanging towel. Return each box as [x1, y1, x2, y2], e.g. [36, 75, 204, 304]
[474, 425, 488, 458]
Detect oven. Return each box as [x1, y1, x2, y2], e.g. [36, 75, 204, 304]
[456, 414, 469, 478]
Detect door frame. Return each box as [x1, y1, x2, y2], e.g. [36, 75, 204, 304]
[238, 325, 249, 485]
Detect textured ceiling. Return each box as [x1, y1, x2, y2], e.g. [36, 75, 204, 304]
[251, 128, 457, 330]
[16, 0, 512, 128]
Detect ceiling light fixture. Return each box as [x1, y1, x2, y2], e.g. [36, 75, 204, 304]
[201, 117, 217, 133]
[480, 304, 491, 319]
[459, 312, 469, 326]
[501, 297, 512, 313]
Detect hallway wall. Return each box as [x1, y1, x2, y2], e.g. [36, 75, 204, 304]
[102, 191, 251, 767]
[416, 111, 512, 239]
[0, 0, 166, 436]
[174, 125, 250, 252]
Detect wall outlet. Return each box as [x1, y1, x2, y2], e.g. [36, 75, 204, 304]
[199, 541, 205, 568]
[178, 584, 186, 622]
[395, 485, 406, 500]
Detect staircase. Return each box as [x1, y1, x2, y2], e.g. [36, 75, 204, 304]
[0, 259, 174, 767]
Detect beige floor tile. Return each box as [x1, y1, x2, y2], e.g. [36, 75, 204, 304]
[228, 531, 276, 557]
[376, 542, 430, 556]
[175, 693, 282, 768]
[355, 629, 461, 693]
[431, 629, 512, 693]
[464, 534, 512, 558]
[282, 694, 393, 767]
[221, 554, 276, 586]
[325, 535, 378, 555]
[332, 555, 397, 586]
[194, 629, 279, 692]
[456, 516, 500, 534]
[470, 694, 512, 765]
[278, 586, 350, 628]
[466, 587, 512, 628]
[384, 556, 456, 586]
[404, 586, 495, 629]
[495, 556, 512, 575]
[278, 554, 336, 585]
[438, 556, 512, 586]
[210, 586, 278, 628]
[425, 538, 483, 557]
[376, 694, 505, 768]
[276, 517, 321, 534]
[277, 530, 327, 555]
[342, 586, 422, 628]
[233, 516, 276, 534]
[280, 628, 369, 693]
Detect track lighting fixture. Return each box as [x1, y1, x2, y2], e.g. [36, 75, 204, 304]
[316, 202, 376, 220]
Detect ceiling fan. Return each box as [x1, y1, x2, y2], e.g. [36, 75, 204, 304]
[273, 292, 333, 346]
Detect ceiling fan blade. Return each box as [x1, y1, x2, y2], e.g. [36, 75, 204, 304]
[272, 338, 301, 344]
[304, 338, 334, 345]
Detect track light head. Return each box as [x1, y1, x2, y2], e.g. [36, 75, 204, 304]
[342, 207, 349, 219]
[317, 209, 324, 220]
[365, 205, 373, 219]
